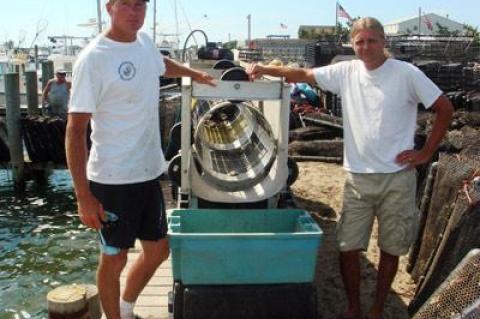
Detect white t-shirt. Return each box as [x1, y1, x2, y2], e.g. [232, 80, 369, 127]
[69, 32, 167, 184]
[313, 58, 442, 173]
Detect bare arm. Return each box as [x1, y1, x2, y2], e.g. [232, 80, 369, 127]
[65, 113, 105, 229]
[41, 80, 53, 105]
[163, 57, 215, 86]
[396, 95, 454, 168]
[246, 63, 316, 85]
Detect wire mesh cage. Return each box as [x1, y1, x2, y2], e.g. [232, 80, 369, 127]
[412, 249, 480, 319]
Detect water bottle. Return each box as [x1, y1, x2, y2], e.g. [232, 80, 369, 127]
[98, 211, 121, 255]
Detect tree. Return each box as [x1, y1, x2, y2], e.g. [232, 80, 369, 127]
[3, 40, 14, 49]
[436, 22, 452, 36]
[298, 29, 309, 40]
[222, 41, 238, 50]
[336, 22, 350, 42]
[463, 24, 480, 43]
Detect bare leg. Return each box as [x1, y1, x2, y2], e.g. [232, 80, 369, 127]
[339, 250, 362, 318]
[97, 250, 129, 319]
[367, 250, 399, 319]
[122, 238, 169, 302]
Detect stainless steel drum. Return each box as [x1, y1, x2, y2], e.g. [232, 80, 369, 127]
[192, 100, 278, 191]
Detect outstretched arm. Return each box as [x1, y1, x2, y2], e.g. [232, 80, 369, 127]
[41, 80, 53, 105]
[246, 63, 316, 85]
[163, 57, 215, 86]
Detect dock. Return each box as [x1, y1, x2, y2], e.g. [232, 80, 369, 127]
[122, 244, 172, 319]
[119, 181, 175, 319]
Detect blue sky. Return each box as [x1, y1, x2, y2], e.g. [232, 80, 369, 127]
[1, 0, 479, 48]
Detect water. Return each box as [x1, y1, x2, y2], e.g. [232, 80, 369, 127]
[0, 170, 98, 319]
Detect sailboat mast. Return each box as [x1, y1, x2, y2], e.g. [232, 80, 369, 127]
[153, 0, 157, 44]
[96, 0, 103, 34]
[174, 0, 180, 49]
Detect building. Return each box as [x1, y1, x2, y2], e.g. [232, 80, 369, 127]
[298, 25, 336, 39]
[384, 13, 466, 36]
[250, 36, 314, 62]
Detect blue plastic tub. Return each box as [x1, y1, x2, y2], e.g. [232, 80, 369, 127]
[168, 209, 323, 285]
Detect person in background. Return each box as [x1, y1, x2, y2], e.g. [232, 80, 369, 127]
[41, 69, 71, 117]
[247, 17, 453, 319]
[65, 0, 215, 318]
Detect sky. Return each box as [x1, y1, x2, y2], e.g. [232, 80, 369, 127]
[1, 0, 479, 49]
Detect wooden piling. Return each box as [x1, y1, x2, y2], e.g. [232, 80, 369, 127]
[47, 285, 88, 319]
[25, 71, 40, 115]
[42, 60, 54, 91]
[47, 284, 102, 319]
[82, 284, 102, 319]
[5, 72, 25, 187]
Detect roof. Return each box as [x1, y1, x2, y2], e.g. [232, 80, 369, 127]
[384, 13, 464, 27]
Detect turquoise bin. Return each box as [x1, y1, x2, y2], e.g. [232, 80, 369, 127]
[168, 209, 323, 285]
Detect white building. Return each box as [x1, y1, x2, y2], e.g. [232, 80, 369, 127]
[250, 36, 314, 62]
[384, 13, 466, 36]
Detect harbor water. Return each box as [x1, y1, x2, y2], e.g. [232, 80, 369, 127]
[0, 169, 98, 319]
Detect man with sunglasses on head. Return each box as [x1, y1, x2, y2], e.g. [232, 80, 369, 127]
[66, 0, 215, 318]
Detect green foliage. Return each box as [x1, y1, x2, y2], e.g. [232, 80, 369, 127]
[463, 24, 480, 42]
[222, 41, 238, 50]
[436, 22, 452, 36]
[3, 40, 15, 49]
[337, 22, 350, 42]
[298, 29, 309, 39]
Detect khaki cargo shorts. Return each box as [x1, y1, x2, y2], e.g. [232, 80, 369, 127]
[336, 169, 419, 256]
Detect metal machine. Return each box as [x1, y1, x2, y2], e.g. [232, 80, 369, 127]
[166, 61, 319, 319]
[174, 61, 291, 208]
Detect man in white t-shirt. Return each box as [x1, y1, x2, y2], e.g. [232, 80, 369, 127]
[65, 1, 215, 318]
[247, 17, 453, 319]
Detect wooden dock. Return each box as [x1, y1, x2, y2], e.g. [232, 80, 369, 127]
[121, 243, 172, 319]
[120, 182, 175, 319]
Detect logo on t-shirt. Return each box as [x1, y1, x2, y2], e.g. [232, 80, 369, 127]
[118, 62, 136, 81]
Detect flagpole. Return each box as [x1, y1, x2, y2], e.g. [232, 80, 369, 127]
[96, 0, 102, 34]
[418, 7, 421, 37]
[336, 1, 339, 41]
[153, 0, 157, 44]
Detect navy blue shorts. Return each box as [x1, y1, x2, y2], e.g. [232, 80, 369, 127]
[90, 177, 168, 250]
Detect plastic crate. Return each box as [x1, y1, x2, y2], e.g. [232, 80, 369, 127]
[168, 209, 323, 285]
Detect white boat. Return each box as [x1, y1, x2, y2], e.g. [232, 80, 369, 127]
[0, 51, 35, 95]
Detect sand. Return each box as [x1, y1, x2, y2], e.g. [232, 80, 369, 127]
[290, 161, 416, 319]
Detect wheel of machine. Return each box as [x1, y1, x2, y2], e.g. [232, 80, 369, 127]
[173, 282, 184, 319]
[165, 122, 182, 160]
[219, 66, 249, 82]
[168, 154, 182, 187]
[213, 59, 236, 70]
[220, 67, 249, 104]
[287, 156, 299, 186]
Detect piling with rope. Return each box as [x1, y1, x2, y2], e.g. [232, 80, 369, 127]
[5, 72, 24, 187]
[25, 70, 40, 116]
[41, 60, 54, 91]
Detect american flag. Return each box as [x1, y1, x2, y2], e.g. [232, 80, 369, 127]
[337, 3, 352, 22]
[280, 23, 288, 29]
[423, 14, 433, 31]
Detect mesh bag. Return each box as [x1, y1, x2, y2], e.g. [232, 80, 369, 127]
[438, 151, 480, 206]
[438, 154, 478, 187]
[413, 249, 480, 319]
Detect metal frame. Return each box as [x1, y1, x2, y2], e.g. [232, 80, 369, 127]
[180, 75, 291, 207]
